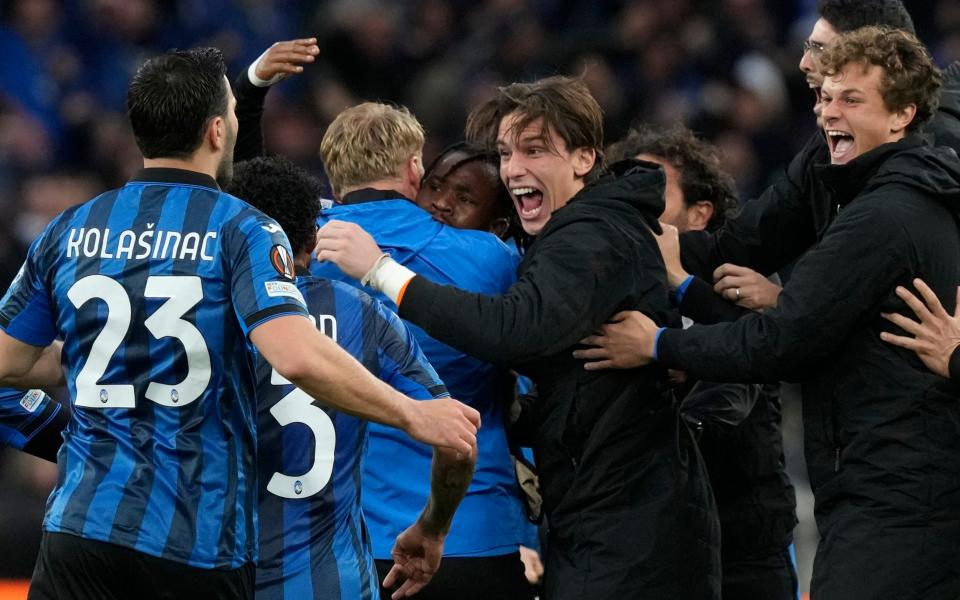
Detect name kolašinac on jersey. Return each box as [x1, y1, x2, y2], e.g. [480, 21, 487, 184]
[0, 169, 308, 569]
[255, 274, 447, 600]
[0, 388, 61, 450]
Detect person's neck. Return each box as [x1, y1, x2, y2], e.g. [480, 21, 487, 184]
[143, 156, 217, 180]
[295, 252, 311, 270]
[339, 178, 416, 201]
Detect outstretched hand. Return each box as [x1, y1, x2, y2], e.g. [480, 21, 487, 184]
[713, 263, 782, 311]
[572, 311, 659, 370]
[315, 220, 384, 279]
[250, 38, 319, 86]
[382, 520, 446, 599]
[880, 279, 960, 379]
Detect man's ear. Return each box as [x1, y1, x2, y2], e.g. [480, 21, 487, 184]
[207, 116, 226, 152]
[890, 103, 917, 134]
[572, 147, 596, 178]
[490, 217, 511, 240]
[686, 200, 715, 232]
[405, 154, 424, 193]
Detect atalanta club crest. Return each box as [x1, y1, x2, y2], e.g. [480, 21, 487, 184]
[270, 245, 296, 280]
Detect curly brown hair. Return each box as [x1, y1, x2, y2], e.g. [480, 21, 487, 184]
[606, 124, 738, 232]
[819, 26, 942, 132]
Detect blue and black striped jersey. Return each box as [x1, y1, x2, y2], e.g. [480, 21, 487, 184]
[0, 168, 308, 569]
[0, 388, 61, 451]
[255, 274, 446, 600]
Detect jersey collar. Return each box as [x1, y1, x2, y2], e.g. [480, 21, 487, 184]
[131, 168, 220, 190]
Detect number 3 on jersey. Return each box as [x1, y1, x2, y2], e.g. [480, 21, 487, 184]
[266, 369, 337, 499]
[68, 274, 211, 409]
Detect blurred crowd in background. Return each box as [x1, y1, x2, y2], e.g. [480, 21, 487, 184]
[0, 0, 957, 591]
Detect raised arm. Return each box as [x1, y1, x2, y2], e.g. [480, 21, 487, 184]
[233, 38, 319, 163]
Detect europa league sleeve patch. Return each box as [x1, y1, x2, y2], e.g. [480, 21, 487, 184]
[270, 244, 296, 280]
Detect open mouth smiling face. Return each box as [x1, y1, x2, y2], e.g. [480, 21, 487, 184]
[820, 62, 913, 165]
[496, 113, 594, 236]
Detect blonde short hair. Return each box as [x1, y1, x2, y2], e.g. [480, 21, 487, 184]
[320, 102, 425, 196]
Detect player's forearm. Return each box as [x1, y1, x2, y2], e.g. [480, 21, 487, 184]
[285, 334, 414, 429]
[417, 447, 475, 538]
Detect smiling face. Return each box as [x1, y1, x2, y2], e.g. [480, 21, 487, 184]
[415, 150, 505, 231]
[496, 112, 595, 235]
[799, 18, 841, 118]
[820, 62, 913, 165]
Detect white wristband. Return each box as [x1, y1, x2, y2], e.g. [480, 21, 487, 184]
[362, 255, 416, 304]
[247, 47, 287, 88]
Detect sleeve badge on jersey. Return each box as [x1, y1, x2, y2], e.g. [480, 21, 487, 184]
[270, 245, 296, 280]
[264, 281, 306, 305]
[20, 389, 45, 413]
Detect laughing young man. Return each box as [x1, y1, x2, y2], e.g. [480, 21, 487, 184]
[679, 0, 960, 307]
[576, 28, 960, 600]
[316, 76, 720, 600]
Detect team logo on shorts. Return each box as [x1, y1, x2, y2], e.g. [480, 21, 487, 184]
[270, 245, 296, 280]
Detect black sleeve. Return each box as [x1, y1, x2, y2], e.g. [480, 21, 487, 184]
[949, 346, 960, 381]
[678, 276, 751, 325]
[659, 193, 913, 383]
[232, 70, 270, 163]
[21, 403, 68, 463]
[679, 380, 759, 429]
[400, 218, 662, 365]
[679, 132, 827, 279]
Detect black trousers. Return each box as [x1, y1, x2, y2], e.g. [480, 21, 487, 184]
[721, 546, 798, 600]
[28, 531, 255, 600]
[375, 551, 534, 600]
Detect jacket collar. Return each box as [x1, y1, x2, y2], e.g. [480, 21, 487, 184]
[814, 136, 924, 208]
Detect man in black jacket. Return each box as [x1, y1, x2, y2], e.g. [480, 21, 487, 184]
[607, 125, 798, 600]
[316, 76, 721, 600]
[576, 27, 960, 600]
[680, 0, 960, 304]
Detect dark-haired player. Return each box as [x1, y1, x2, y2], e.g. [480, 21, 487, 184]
[416, 142, 520, 243]
[226, 156, 472, 600]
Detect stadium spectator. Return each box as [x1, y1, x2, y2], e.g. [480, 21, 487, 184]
[234, 44, 532, 600]
[316, 75, 720, 600]
[0, 46, 479, 600]
[577, 27, 960, 600]
[227, 156, 473, 600]
[606, 123, 798, 600]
